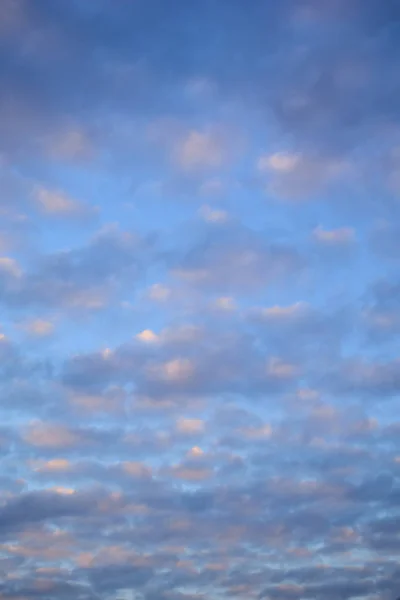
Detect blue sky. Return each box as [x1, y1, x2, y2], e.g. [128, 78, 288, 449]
[1, 1, 400, 599]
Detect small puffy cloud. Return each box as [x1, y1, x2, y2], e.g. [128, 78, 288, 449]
[122, 462, 152, 478]
[213, 296, 237, 311]
[33, 458, 72, 473]
[313, 225, 355, 245]
[136, 329, 159, 343]
[198, 204, 229, 223]
[69, 388, 126, 414]
[266, 357, 300, 380]
[241, 424, 273, 439]
[23, 422, 81, 449]
[45, 128, 94, 162]
[0, 256, 22, 277]
[147, 283, 172, 302]
[258, 151, 348, 199]
[256, 301, 309, 321]
[188, 446, 205, 457]
[19, 318, 54, 337]
[258, 151, 300, 173]
[174, 130, 228, 171]
[148, 358, 195, 383]
[49, 486, 76, 495]
[33, 185, 95, 218]
[176, 418, 205, 435]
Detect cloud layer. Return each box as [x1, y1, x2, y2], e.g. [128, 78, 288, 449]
[1, 1, 400, 599]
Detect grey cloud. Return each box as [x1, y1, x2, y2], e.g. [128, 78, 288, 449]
[0, 225, 155, 311]
[0, 0, 399, 181]
[325, 357, 400, 397]
[86, 564, 154, 594]
[172, 224, 305, 294]
[248, 302, 352, 363]
[362, 278, 400, 341]
[61, 320, 301, 400]
[0, 490, 94, 533]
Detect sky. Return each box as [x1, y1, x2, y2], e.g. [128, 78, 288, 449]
[1, 0, 400, 599]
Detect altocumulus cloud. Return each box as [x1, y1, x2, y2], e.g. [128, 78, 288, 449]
[1, 1, 400, 600]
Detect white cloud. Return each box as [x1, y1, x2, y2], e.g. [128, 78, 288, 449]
[258, 152, 300, 173]
[148, 358, 195, 383]
[198, 204, 229, 223]
[34, 459, 71, 473]
[313, 225, 355, 245]
[19, 319, 54, 337]
[0, 256, 22, 277]
[257, 151, 349, 199]
[147, 283, 172, 302]
[176, 418, 205, 434]
[258, 302, 309, 320]
[136, 329, 159, 343]
[214, 296, 236, 311]
[33, 185, 95, 218]
[174, 130, 228, 171]
[23, 422, 80, 448]
[266, 357, 300, 379]
[46, 128, 94, 162]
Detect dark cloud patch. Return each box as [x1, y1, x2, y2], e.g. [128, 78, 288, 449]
[86, 564, 154, 594]
[0, 490, 94, 533]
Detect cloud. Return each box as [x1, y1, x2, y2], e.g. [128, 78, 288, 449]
[362, 278, 400, 340]
[18, 319, 55, 337]
[0, 225, 154, 311]
[33, 185, 96, 219]
[312, 225, 355, 246]
[147, 283, 172, 302]
[257, 149, 349, 199]
[1, 1, 400, 599]
[318, 350, 400, 401]
[147, 358, 196, 384]
[22, 422, 82, 449]
[33, 458, 72, 473]
[44, 127, 95, 162]
[174, 130, 229, 172]
[0, 256, 22, 278]
[172, 223, 304, 294]
[61, 316, 305, 401]
[198, 204, 229, 224]
[176, 418, 205, 435]
[136, 329, 160, 343]
[0, 490, 95, 532]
